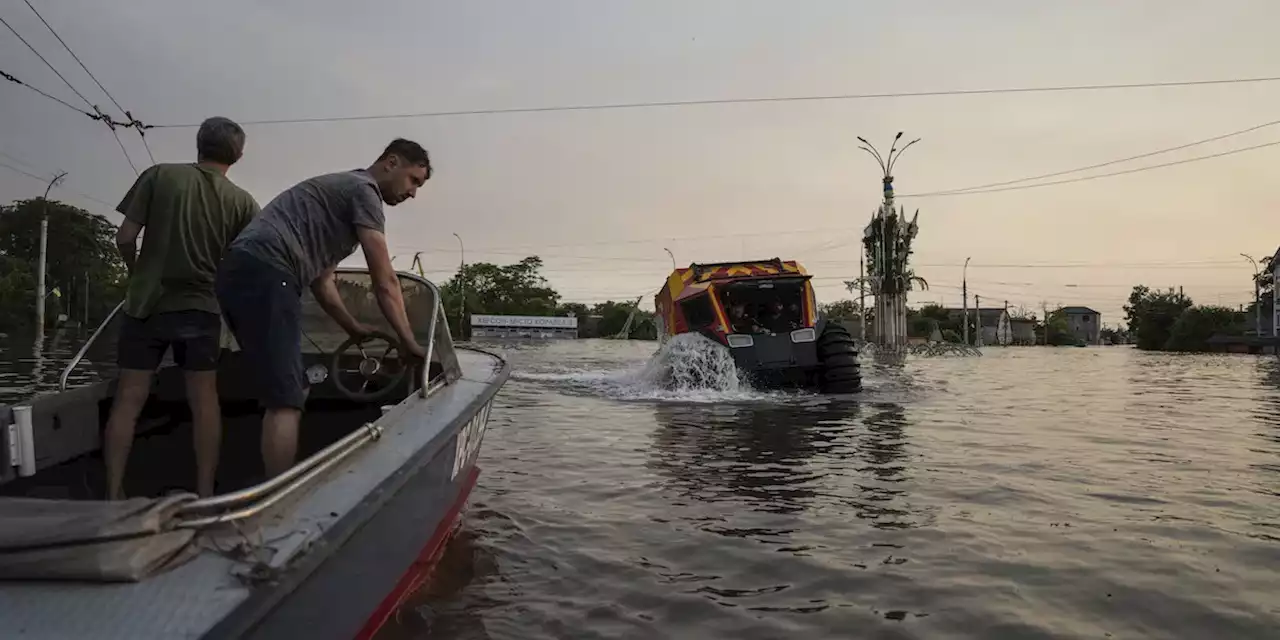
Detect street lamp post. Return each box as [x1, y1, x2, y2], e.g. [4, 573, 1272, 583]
[663, 247, 676, 271]
[35, 171, 68, 344]
[1242, 253, 1261, 335]
[453, 233, 466, 340]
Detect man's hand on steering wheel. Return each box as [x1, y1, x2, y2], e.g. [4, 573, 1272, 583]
[403, 340, 427, 362]
[346, 321, 379, 342]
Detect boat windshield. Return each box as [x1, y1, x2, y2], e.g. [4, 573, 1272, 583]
[222, 269, 461, 386]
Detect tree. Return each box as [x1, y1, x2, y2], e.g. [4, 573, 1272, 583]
[591, 300, 636, 337]
[1041, 307, 1076, 346]
[1099, 325, 1128, 345]
[821, 299, 859, 319]
[438, 256, 561, 336]
[0, 198, 127, 330]
[556, 302, 590, 319]
[1165, 306, 1243, 351]
[1124, 286, 1193, 351]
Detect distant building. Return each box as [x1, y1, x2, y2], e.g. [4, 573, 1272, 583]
[1010, 317, 1037, 345]
[470, 314, 579, 339]
[1061, 306, 1101, 345]
[977, 308, 1012, 346]
[940, 307, 1012, 345]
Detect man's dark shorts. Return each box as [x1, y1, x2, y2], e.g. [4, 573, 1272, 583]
[215, 249, 306, 410]
[117, 310, 221, 372]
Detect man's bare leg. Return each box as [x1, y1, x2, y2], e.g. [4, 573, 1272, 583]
[184, 370, 221, 497]
[262, 407, 302, 478]
[104, 369, 155, 500]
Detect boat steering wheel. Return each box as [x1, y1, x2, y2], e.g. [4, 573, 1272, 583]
[330, 330, 411, 403]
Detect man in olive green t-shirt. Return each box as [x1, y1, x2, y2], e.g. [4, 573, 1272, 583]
[105, 117, 260, 500]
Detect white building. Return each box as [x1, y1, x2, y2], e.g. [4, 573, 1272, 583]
[470, 314, 579, 339]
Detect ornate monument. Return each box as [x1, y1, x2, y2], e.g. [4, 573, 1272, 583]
[851, 132, 926, 351]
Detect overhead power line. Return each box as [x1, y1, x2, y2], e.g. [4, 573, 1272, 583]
[21, 0, 122, 114]
[20, 0, 155, 165]
[0, 13, 94, 108]
[901, 118, 1280, 196]
[0, 158, 115, 208]
[900, 139, 1280, 198]
[146, 75, 1280, 129]
[0, 68, 90, 116]
[2, 11, 142, 174]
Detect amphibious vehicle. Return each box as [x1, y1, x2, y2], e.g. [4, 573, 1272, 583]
[654, 258, 861, 393]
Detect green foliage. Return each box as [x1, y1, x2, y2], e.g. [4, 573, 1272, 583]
[1165, 306, 1243, 352]
[434, 257, 656, 340]
[821, 299, 859, 319]
[590, 299, 638, 338]
[908, 304, 961, 341]
[1042, 307, 1076, 346]
[556, 302, 590, 319]
[593, 300, 657, 340]
[1099, 326, 1128, 345]
[1124, 285, 1193, 351]
[908, 314, 935, 338]
[0, 198, 127, 330]
[439, 256, 560, 336]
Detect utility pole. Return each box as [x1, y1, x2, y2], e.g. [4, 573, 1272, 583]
[452, 233, 466, 341]
[962, 256, 971, 346]
[858, 253, 867, 340]
[1042, 302, 1048, 345]
[1004, 299, 1009, 346]
[83, 270, 90, 328]
[35, 171, 68, 344]
[975, 294, 982, 347]
[1242, 253, 1261, 335]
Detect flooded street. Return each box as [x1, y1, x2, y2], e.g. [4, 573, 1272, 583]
[383, 341, 1280, 639]
[2, 336, 1278, 638]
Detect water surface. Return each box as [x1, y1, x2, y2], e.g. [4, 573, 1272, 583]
[2, 334, 1276, 639]
[383, 341, 1280, 639]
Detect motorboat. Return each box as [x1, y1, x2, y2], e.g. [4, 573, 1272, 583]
[0, 268, 510, 639]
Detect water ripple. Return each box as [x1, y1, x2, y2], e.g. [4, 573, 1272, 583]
[15, 337, 1248, 640]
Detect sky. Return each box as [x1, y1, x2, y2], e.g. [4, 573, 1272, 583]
[2, 0, 1278, 323]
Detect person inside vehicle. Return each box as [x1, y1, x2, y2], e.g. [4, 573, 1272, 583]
[728, 301, 755, 334]
[216, 138, 430, 479]
[105, 117, 260, 500]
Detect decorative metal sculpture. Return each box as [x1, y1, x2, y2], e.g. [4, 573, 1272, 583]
[849, 132, 928, 352]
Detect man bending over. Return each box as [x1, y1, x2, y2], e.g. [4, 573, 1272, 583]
[216, 138, 429, 478]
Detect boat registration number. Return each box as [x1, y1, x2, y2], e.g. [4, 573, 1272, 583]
[451, 400, 492, 481]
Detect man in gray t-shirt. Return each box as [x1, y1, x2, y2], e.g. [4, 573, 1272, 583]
[215, 138, 431, 478]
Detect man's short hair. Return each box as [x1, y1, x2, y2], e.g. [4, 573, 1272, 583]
[378, 138, 432, 179]
[196, 117, 246, 165]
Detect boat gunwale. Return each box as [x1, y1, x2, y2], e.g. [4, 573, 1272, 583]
[201, 346, 510, 640]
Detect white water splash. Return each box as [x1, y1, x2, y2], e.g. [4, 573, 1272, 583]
[633, 333, 746, 393]
[511, 334, 786, 403]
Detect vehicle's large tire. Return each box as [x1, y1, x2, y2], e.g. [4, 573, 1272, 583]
[817, 322, 862, 394]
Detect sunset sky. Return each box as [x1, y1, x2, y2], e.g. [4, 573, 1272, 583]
[2, 0, 1278, 322]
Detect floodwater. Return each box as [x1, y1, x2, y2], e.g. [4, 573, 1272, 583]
[2, 334, 1278, 639]
[0, 327, 114, 404]
[380, 340, 1280, 640]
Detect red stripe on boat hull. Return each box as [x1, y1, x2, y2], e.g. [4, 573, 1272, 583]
[354, 464, 481, 640]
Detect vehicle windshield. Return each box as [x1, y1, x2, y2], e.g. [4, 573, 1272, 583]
[720, 279, 807, 334]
